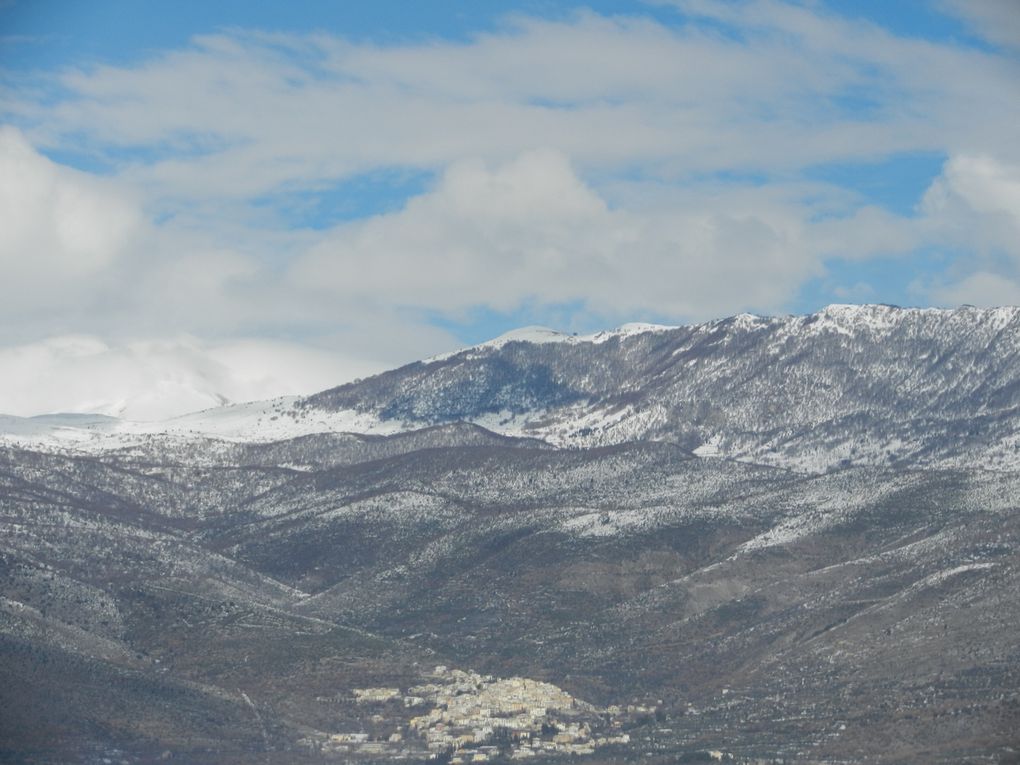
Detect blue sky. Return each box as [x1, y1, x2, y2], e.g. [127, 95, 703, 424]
[0, 1, 1001, 64]
[1, 0, 1019, 416]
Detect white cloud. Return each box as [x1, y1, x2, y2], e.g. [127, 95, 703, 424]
[923, 154, 1020, 224]
[0, 126, 140, 308]
[6, 4, 1011, 323]
[919, 153, 1020, 307]
[0, 335, 385, 420]
[14, 6, 1018, 210]
[293, 149, 822, 319]
[932, 272, 1020, 308]
[808, 205, 921, 262]
[938, 0, 1020, 52]
[921, 154, 1020, 262]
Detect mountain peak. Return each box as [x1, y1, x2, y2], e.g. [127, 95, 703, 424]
[481, 326, 568, 347]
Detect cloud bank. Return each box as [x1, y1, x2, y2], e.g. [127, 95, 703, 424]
[0, 335, 385, 421]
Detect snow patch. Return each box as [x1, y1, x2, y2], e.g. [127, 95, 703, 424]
[426, 322, 677, 362]
[693, 436, 723, 458]
[560, 509, 655, 538]
[0, 398, 403, 453]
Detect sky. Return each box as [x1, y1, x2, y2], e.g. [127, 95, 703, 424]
[1, 0, 1019, 419]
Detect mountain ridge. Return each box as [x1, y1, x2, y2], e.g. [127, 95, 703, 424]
[300, 303, 1020, 472]
[4, 303, 1020, 474]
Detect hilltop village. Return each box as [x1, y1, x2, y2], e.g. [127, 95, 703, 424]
[302, 665, 642, 761]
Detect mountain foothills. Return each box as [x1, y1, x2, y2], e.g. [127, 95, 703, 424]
[1, 305, 1018, 764]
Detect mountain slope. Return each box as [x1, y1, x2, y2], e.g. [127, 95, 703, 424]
[1, 432, 1017, 763]
[300, 304, 1020, 472]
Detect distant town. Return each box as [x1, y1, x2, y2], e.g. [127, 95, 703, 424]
[300, 665, 658, 761]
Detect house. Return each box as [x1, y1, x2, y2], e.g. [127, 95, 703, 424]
[354, 687, 401, 703]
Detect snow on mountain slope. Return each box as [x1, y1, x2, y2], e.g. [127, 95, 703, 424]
[0, 398, 402, 453]
[0, 321, 679, 453]
[302, 304, 1020, 472]
[426, 323, 677, 361]
[4, 305, 1020, 473]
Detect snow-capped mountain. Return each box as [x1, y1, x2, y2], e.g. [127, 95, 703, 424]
[299, 303, 1020, 472]
[5, 304, 1020, 473]
[3, 304, 1018, 763]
